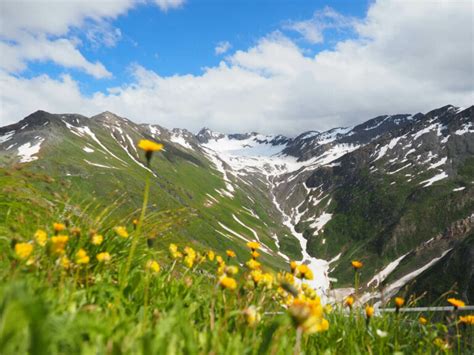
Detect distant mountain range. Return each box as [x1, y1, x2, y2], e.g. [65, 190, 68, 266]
[1, 104, 473, 304]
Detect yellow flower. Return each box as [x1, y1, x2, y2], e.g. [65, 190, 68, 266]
[394, 297, 405, 309]
[91, 234, 104, 245]
[169, 243, 182, 259]
[75, 248, 90, 264]
[246, 241, 261, 251]
[15, 242, 33, 260]
[207, 250, 215, 261]
[365, 305, 375, 318]
[243, 306, 261, 327]
[138, 139, 163, 165]
[132, 219, 139, 229]
[50, 235, 69, 255]
[250, 269, 263, 285]
[418, 316, 428, 325]
[261, 273, 274, 288]
[447, 298, 465, 309]
[60, 256, 71, 269]
[288, 298, 329, 334]
[433, 338, 450, 350]
[246, 259, 261, 270]
[219, 276, 237, 290]
[459, 315, 474, 325]
[345, 296, 354, 308]
[34, 229, 48, 247]
[216, 255, 224, 265]
[53, 222, 66, 234]
[114, 226, 129, 238]
[225, 265, 239, 276]
[138, 139, 163, 153]
[296, 264, 314, 280]
[251, 251, 260, 259]
[290, 261, 298, 274]
[351, 260, 363, 269]
[96, 252, 111, 262]
[183, 246, 196, 268]
[226, 249, 236, 258]
[146, 260, 160, 273]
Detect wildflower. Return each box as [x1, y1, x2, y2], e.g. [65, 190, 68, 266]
[60, 256, 71, 269]
[365, 305, 375, 319]
[34, 229, 48, 247]
[447, 298, 465, 310]
[91, 234, 104, 245]
[53, 222, 66, 234]
[114, 226, 129, 238]
[261, 273, 274, 288]
[433, 338, 450, 350]
[394, 297, 405, 312]
[376, 329, 388, 338]
[138, 139, 163, 165]
[250, 269, 264, 285]
[15, 242, 33, 260]
[288, 298, 329, 334]
[217, 263, 226, 276]
[96, 252, 111, 262]
[251, 251, 260, 259]
[146, 260, 160, 273]
[419, 316, 428, 325]
[169, 243, 182, 259]
[246, 241, 260, 251]
[246, 259, 261, 270]
[225, 265, 239, 276]
[132, 219, 139, 229]
[219, 276, 237, 290]
[50, 235, 69, 254]
[207, 250, 215, 261]
[296, 264, 314, 280]
[344, 295, 354, 309]
[351, 260, 363, 270]
[183, 246, 196, 268]
[290, 261, 298, 274]
[226, 249, 236, 258]
[243, 306, 261, 327]
[71, 227, 81, 237]
[216, 255, 224, 265]
[75, 248, 90, 264]
[459, 315, 474, 325]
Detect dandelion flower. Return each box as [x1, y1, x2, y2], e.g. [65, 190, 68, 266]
[15, 242, 33, 260]
[288, 298, 329, 334]
[60, 256, 71, 269]
[459, 315, 474, 325]
[344, 296, 354, 309]
[447, 298, 465, 309]
[246, 241, 260, 251]
[365, 305, 374, 319]
[251, 251, 260, 259]
[75, 248, 90, 264]
[394, 297, 405, 311]
[146, 260, 160, 273]
[96, 252, 111, 262]
[290, 261, 297, 274]
[53, 222, 66, 234]
[34, 229, 48, 247]
[219, 276, 237, 290]
[246, 259, 261, 270]
[418, 316, 428, 325]
[351, 260, 363, 270]
[207, 250, 215, 261]
[169, 243, 182, 259]
[216, 255, 224, 265]
[50, 235, 69, 255]
[138, 139, 163, 165]
[91, 234, 104, 245]
[114, 226, 129, 238]
[243, 306, 261, 327]
[225, 265, 239, 276]
[226, 250, 236, 258]
[296, 264, 314, 280]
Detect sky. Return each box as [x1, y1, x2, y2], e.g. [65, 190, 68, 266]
[0, 0, 473, 135]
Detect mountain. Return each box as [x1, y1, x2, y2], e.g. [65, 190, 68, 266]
[1, 105, 473, 303]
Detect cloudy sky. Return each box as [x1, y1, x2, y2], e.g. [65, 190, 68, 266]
[0, 0, 472, 135]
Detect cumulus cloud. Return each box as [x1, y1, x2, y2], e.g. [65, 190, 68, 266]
[0, 0, 473, 135]
[215, 41, 232, 55]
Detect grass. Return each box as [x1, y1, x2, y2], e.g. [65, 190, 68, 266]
[1, 147, 473, 354]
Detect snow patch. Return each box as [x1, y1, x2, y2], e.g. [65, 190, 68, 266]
[17, 138, 44, 163]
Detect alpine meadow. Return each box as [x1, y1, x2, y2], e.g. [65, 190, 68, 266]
[0, 0, 473, 354]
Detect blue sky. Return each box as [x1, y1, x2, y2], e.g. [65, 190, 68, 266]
[0, 0, 472, 134]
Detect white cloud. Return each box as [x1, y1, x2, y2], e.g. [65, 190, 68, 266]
[1, 0, 473, 135]
[284, 6, 356, 44]
[152, 0, 185, 11]
[215, 41, 232, 55]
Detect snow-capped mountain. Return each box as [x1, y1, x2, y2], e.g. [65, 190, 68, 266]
[0, 105, 473, 303]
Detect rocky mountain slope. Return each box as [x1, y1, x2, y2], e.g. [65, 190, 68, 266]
[1, 105, 472, 303]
